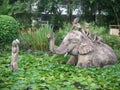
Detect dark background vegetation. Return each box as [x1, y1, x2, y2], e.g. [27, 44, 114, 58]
[0, 0, 120, 28]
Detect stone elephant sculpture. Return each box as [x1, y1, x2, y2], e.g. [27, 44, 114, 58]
[48, 30, 118, 68]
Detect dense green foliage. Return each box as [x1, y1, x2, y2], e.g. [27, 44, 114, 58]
[0, 0, 12, 15]
[1, 0, 119, 28]
[0, 51, 120, 89]
[19, 24, 53, 51]
[0, 15, 19, 44]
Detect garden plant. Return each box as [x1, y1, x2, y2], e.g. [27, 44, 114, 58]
[0, 15, 19, 45]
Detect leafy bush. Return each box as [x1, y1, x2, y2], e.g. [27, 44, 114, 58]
[0, 15, 19, 44]
[19, 24, 53, 51]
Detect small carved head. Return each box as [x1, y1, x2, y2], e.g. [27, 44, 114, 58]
[73, 17, 79, 24]
[15, 39, 20, 44]
[12, 39, 20, 47]
[47, 33, 54, 39]
[85, 22, 90, 28]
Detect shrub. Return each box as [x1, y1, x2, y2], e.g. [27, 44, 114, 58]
[0, 15, 19, 45]
[95, 26, 108, 35]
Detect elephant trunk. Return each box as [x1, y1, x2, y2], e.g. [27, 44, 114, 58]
[49, 35, 68, 54]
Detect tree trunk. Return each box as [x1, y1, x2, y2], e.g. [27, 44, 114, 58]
[67, 0, 73, 23]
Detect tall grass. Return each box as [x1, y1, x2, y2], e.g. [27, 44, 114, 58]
[19, 24, 53, 51]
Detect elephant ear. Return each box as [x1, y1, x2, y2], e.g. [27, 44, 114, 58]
[78, 38, 93, 54]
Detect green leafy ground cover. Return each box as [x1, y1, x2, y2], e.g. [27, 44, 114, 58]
[0, 51, 120, 90]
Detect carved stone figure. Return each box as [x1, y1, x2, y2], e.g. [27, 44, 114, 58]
[85, 22, 90, 32]
[48, 29, 118, 68]
[93, 31, 103, 43]
[11, 39, 20, 71]
[71, 17, 81, 31]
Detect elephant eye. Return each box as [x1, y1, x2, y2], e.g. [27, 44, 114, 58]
[81, 36, 84, 39]
[68, 39, 71, 42]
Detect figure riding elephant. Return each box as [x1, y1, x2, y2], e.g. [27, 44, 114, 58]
[48, 30, 118, 68]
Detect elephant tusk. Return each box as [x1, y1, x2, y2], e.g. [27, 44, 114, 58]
[64, 52, 68, 57]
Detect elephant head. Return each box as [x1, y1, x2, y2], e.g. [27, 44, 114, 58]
[48, 30, 94, 56]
